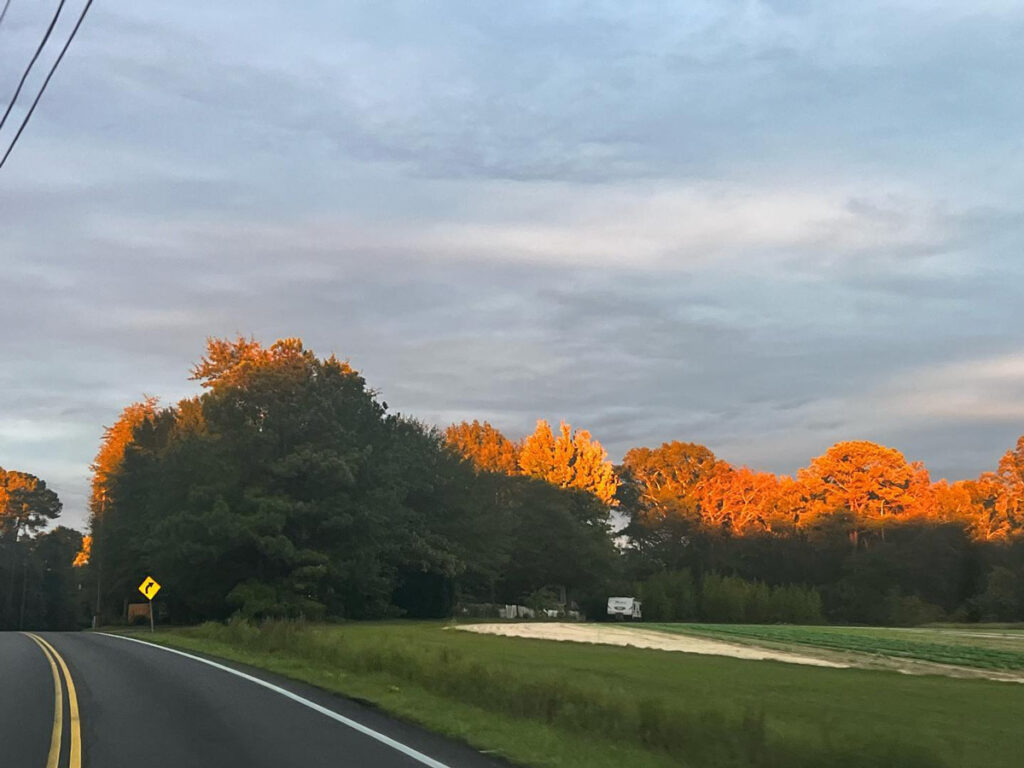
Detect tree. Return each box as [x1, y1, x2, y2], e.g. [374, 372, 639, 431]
[622, 441, 724, 525]
[73, 535, 91, 567]
[974, 565, 1022, 621]
[90, 398, 159, 517]
[445, 420, 519, 474]
[994, 436, 1024, 539]
[82, 336, 1024, 629]
[795, 441, 932, 546]
[0, 468, 64, 629]
[86, 398, 159, 622]
[496, 477, 617, 605]
[519, 420, 618, 504]
[924, 436, 1024, 543]
[932, 480, 975, 525]
[960, 475, 1016, 542]
[0, 469, 62, 540]
[190, 335, 281, 391]
[24, 527, 86, 630]
[91, 337, 618, 623]
[697, 466, 781, 535]
[519, 420, 557, 478]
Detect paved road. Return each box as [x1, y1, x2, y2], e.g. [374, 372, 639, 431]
[0, 632, 506, 768]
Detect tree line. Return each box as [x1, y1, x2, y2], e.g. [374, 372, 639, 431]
[12, 335, 1024, 627]
[0, 467, 84, 630]
[449, 422, 1024, 624]
[84, 338, 616, 624]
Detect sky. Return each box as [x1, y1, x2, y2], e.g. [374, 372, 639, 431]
[2, 1, 1024, 530]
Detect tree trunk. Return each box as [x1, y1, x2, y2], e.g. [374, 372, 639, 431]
[18, 555, 28, 629]
[4, 533, 18, 626]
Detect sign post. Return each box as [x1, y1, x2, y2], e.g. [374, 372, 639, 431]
[137, 576, 161, 633]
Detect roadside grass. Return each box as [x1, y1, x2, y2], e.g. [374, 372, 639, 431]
[643, 623, 1024, 671]
[124, 620, 1023, 768]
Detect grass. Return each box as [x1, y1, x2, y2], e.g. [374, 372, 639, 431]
[123, 620, 1024, 768]
[642, 623, 1024, 671]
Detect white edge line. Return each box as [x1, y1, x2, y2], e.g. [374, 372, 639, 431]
[99, 632, 452, 768]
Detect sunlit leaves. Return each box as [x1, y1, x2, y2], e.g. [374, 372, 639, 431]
[0, 467, 62, 539]
[445, 420, 519, 474]
[519, 420, 619, 505]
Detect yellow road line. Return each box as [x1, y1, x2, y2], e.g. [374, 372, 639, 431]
[25, 634, 82, 768]
[33, 635, 82, 768]
[24, 633, 62, 768]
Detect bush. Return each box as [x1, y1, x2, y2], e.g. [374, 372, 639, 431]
[638, 575, 670, 621]
[664, 570, 698, 619]
[638, 570, 698, 621]
[700, 574, 749, 622]
[974, 566, 1023, 622]
[770, 584, 824, 624]
[884, 591, 944, 626]
[695, 574, 824, 624]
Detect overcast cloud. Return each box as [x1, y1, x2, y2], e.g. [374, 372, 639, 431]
[2, 1, 1024, 528]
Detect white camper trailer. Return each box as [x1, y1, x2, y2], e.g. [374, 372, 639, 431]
[607, 596, 642, 620]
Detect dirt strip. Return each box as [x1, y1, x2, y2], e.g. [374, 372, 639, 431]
[456, 622, 848, 668]
[457, 623, 1024, 683]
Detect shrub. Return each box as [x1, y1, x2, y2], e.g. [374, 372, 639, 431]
[700, 574, 748, 622]
[884, 591, 944, 626]
[974, 566, 1023, 622]
[695, 574, 824, 624]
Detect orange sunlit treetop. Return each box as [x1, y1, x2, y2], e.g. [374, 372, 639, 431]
[448, 424, 1024, 543]
[72, 535, 91, 567]
[447, 418, 619, 505]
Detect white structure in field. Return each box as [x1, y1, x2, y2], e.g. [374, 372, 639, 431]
[498, 604, 535, 619]
[606, 596, 642, 620]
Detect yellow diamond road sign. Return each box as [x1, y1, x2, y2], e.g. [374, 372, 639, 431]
[138, 576, 161, 600]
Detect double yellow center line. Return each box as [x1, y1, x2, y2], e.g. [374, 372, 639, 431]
[23, 633, 82, 768]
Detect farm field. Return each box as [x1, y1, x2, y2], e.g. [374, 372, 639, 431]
[125, 620, 1023, 768]
[639, 623, 1024, 678]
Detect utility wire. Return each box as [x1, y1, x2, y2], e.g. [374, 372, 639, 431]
[0, 0, 13, 31]
[0, 0, 66, 133]
[0, 0, 93, 171]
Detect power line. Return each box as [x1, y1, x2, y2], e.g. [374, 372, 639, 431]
[0, 0, 93, 172]
[0, 0, 13, 31]
[0, 0, 66, 134]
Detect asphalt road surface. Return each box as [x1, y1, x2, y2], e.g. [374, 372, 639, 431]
[0, 631, 507, 768]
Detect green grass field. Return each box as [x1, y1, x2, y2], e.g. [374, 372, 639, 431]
[642, 623, 1024, 671]
[128, 621, 1024, 768]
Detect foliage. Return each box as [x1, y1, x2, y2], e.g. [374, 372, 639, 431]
[90, 337, 617, 623]
[518, 419, 619, 504]
[637, 570, 697, 622]
[621, 441, 723, 525]
[974, 566, 1023, 622]
[90, 397, 159, 517]
[695, 574, 824, 624]
[0, 523, 86, 631]
[617, 435, 1024, 624]
[0, 467, 62, 539]
[795, 441, 932, 543]
[74, 335, 1024, 627]
[444, 420, 519, 474]
[0, 467, 79, 630]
